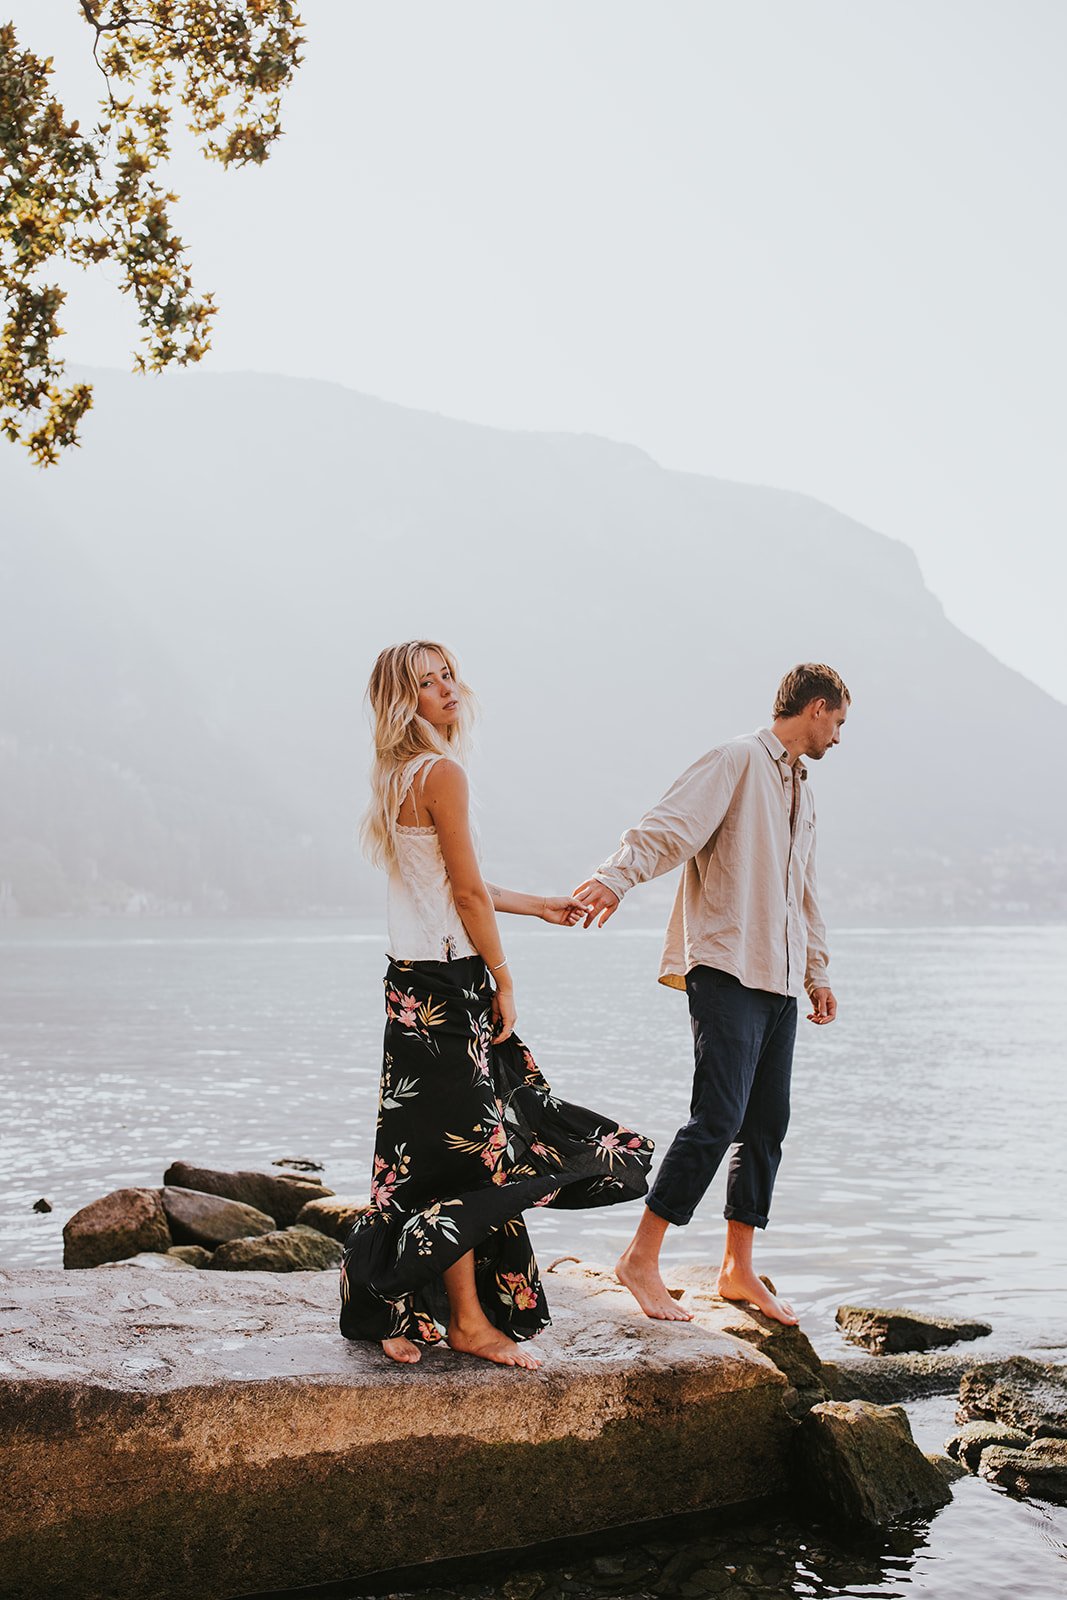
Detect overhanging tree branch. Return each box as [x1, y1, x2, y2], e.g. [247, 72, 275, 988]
[1, 2, 305, 465]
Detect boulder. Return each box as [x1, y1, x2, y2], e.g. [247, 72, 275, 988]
[0, 1264, 796, 1600]
[927, 1452, 969, 1486]
[294, 1195, 372, 1241]
[272, 1157, 325, 1172]
[797, 1399, 952, 1526]
[95, 1252, 198, 1271]
[161, 1186, 276, 1248]
[716, 1309, 828, 1414]
[977, 1437, 1067, 1503]
[824, 1350, 1000, 1404]
[835, 1304, 992, 1355]
[957, 1357, 1067, 1438]
[62, 1187, 172, 1269]
[166, 1245, 214, 1268]
[946, 1419, 1031, 1471]
[163, 1160, 333, 1226]
[206, 1226, 342, 1271]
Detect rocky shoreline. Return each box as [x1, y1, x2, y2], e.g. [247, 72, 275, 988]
[58, 1158, 368, 1273]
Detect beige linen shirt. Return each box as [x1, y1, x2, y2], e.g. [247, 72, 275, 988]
[593, 728, 829, 999]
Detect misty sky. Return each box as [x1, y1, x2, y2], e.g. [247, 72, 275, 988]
[10, 2, 1067, 702]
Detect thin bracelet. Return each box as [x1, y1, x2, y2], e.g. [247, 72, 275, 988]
[491, 957, 509, 971]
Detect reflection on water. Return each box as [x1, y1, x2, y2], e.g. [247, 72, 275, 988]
[2, 921, 1067, 1598]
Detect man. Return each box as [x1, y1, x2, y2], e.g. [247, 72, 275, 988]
[573, 663, 849, 1327]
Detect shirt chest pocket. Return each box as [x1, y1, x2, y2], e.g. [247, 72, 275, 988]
[794, 817, 816, 868]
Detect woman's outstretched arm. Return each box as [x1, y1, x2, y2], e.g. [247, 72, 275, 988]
[485, 884, 585, 924]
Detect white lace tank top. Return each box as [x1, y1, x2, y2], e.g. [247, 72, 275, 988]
[386, 754, 478, 963]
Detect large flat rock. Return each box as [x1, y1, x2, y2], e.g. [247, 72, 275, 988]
[0, 1264, 794, 1600]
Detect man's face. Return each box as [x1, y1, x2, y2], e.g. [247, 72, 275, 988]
[804, 697, 848, 760]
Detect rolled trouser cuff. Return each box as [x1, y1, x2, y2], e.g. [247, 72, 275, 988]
[723, 1203, 769, 1230]
[645, 1193, 693, 1227]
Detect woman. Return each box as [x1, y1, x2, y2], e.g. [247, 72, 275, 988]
[339, 640, 653, 1369]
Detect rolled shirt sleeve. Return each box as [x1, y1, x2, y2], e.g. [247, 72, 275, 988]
[802, 822, 830, 998]
[593, 746, 738, 901]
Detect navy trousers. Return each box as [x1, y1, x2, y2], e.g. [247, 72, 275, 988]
[646, 965, 797, 1230]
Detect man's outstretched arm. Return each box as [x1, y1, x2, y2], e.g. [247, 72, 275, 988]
[574, 746, 737, 927]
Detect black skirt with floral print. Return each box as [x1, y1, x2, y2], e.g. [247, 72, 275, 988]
[339, 954, 654, 1345]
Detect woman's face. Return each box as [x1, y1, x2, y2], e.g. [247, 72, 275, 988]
[415, 651, 460, 729]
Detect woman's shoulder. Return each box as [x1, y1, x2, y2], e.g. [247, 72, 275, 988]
[399, 752, 467, 824]
[420, 755, 467, 798]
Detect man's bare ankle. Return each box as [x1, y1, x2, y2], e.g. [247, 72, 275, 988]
[618, 1251, 661, 1272]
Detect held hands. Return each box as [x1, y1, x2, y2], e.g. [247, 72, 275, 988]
[807, 987, 837, 1025]
[572, 878, 620, 928]
[540, 895, 588, 927]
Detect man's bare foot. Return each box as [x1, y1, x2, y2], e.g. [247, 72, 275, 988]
[447, 1321, 542, 1369]
[381, 1336, 422, 1363]
[716, 1266, 798, 1325]
[615, 1252, 694, 1321]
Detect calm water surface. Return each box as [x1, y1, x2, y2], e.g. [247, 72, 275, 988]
[1, 920, 1065, 1597]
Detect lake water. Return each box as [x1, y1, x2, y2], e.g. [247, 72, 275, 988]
[2, 920, 1065, 1597]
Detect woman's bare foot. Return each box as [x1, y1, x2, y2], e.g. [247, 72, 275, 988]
[447, 1320, 542, 1369]
[716, 1267, 798, 1325]
[381, 1336, 422, 1363]
[615, 1250, 694, 1321]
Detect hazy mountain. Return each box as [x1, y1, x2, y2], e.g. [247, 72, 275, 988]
[0, 366, 1063, 922]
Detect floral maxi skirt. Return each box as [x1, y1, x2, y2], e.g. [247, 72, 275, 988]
[339, 954, 654, 1345]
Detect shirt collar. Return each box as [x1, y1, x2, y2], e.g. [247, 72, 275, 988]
[756, 727, 807, 780]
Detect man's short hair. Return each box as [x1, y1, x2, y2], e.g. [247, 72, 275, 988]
[773, 664, 851, 719]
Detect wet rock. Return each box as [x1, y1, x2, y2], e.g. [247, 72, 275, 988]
[272, 1156, 326, 1172]
[62, 1186, 172, 1268]
[926, 1452, 969, 1485]
[588, 1553, 634, 1585]
[161, 1185, 276, 1248]
[32, 1197, 52, 1213]
[650, 1549, 710, 1594]
[295, 1195, 372, 1241]
[166, 1244, 214, 1268]
[835, 1304, 992, 1355]
[797, 1399, 952, 1527]
[206, 1224, 342, 1271]
[501, 1578, 543, 1600]
[163, 1159, 334, 1226]
[978, 1437, 1067, 1503]
[957, 1356, 1067, 1438]
[824, 1350, 998, 1403]
[94, 1251, 198, 1270]
[681, 1570, 731, 1596]
[946, 1419, 1031, 1471]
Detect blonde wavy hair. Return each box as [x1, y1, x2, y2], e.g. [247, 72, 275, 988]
[360, 640, 476, 868]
